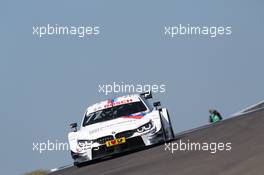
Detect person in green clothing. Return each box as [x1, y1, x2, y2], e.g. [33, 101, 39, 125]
[209, 109, 223, 123]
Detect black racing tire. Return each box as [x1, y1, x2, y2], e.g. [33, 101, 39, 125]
[158, 109, 167, 142]
[166, 110, 175, 140]
[74, 161, 84, 167]
[159, 109, 175, 142]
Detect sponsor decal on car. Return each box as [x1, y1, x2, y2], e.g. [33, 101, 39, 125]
[105, 137, 126, 147]
[104, 98, 133, 108]
[91, 98, 135, 112]
[88, 119, 140, 134]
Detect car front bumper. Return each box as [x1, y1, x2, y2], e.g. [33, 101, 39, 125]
[71, 127, 164, 164]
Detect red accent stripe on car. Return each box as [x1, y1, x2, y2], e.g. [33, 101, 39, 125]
[121, 115, 144, 119]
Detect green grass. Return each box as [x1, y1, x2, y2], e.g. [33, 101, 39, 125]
[23, 170, 47, 175]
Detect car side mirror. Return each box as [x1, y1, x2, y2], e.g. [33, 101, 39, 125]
[153, 101, 161, 110]
[140, 91, 152, 99]
[70, 122, 77, 132]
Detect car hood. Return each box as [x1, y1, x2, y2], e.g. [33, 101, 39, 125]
[78, 115, 150, 140]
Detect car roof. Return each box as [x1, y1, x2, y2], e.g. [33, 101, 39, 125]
[86, 94, 142, 114]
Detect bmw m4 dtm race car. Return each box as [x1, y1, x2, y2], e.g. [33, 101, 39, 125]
[68, 91, 174, 166]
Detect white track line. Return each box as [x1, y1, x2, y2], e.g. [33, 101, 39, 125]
[231, 100, 264, 116]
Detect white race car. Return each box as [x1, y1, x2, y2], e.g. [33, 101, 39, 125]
[68, 92, 174, 166]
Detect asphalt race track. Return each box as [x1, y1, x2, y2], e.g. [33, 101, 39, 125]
[50, 108, 264, 175]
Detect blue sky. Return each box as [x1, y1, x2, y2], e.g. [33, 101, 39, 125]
[1, 1, 264, 174]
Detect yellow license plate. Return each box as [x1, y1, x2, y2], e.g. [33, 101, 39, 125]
[105, 137, 126, 147]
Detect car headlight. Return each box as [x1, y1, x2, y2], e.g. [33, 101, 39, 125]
[137, 121, 153, 133]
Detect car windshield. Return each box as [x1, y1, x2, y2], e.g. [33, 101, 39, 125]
[82, 101, 147, 126]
